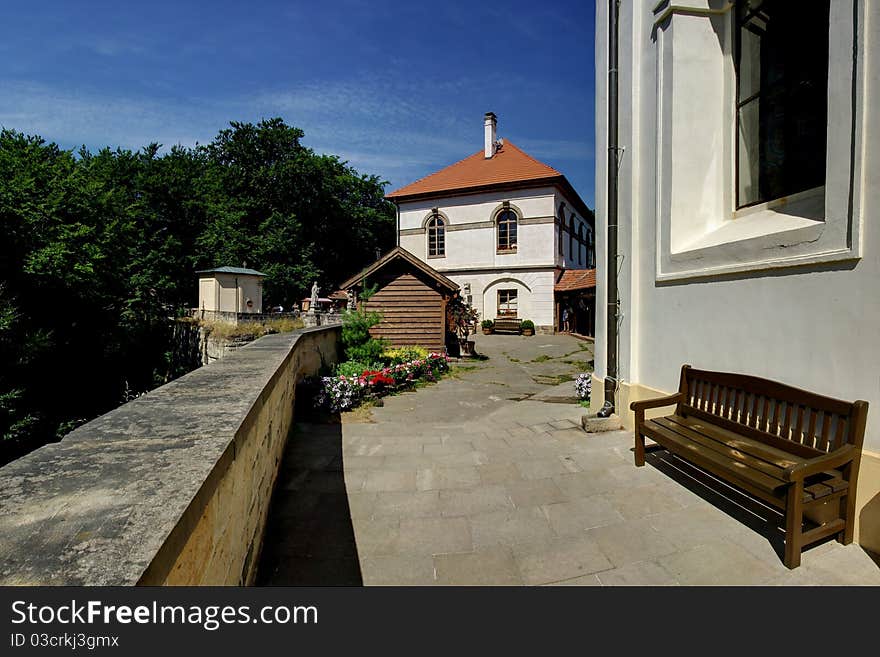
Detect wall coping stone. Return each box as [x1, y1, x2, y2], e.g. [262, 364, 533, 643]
[0, 325, 341, 585]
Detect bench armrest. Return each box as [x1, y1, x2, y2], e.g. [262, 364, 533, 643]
[630, 392, 686, 413]
[783, 444, 857, 482]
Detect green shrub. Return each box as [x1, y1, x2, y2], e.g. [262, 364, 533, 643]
[481, 319, 494, 329]
[341, 281, 388, 361]
[520, 319, 535, 330]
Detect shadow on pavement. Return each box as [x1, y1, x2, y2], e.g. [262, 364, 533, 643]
[255, 411, 363, 586]
[643, 447, 832, 564]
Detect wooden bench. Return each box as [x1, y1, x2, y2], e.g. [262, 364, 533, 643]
[493, 317, 521, 334]
[631, 365, 868, 568]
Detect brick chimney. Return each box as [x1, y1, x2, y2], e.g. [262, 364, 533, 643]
[484, 112, 497, 158]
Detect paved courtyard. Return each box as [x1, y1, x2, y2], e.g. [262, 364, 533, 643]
[258, 333, 880, 586]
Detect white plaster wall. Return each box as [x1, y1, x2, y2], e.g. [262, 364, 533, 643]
[208, 274, 264, 313]
[397, 188, 557, 269]
[595, 0, 880, 453]
[238, 277, 263, 313]
[444, 269, 556, 328]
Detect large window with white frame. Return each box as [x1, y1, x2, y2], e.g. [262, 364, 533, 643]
[496, 208, 518, 252]
[426, 212, 445, 257]
[651, 0, 861, 280]
[735, 0, 829, 208]
[497, 289, 518, 317]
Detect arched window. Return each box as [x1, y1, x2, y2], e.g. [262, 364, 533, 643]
[578, 224, 585, 265]
[557, 204, 566, 256]
[497, 209, 518, 252]
[568, 215, 575, 260]
[427, 213, 445, 257]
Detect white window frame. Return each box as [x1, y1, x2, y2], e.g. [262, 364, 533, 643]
[651, 0, 865, 282]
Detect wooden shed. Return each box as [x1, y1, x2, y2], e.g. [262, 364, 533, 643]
[340, 247, 459, 353]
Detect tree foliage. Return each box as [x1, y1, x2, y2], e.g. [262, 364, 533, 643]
[0, 119, 395, 462]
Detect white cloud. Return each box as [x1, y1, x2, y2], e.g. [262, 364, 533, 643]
[0, 75, 593, 193]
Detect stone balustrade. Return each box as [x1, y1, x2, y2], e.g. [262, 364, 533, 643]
[0, 325, 341, 585]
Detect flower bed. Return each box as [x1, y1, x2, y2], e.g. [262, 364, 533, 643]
[314, 353, 450, 412]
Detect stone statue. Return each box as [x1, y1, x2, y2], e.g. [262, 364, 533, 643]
[309, 281, 319, 313]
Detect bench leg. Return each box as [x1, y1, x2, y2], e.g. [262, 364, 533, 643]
[838, 462, 857, 545]
[634, 431, 646, 467]
[784, 482, 804, 569]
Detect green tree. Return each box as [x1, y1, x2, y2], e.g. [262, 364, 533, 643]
[0, 118, 397, 464]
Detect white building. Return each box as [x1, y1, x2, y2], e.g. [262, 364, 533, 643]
[196, 266, 265, 320]
[593, 1, 879, 552]
[387, 112, 594, 334]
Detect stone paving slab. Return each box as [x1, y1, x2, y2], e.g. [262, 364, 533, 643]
[259, 333, 880, 585]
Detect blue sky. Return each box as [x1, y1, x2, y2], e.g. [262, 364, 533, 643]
[0, 0, 596, 205]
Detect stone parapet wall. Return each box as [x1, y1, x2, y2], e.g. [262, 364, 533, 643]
[0, 325, 341, 585]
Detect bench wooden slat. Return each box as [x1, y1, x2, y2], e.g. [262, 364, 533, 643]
[769, 398, 781, 436]
[781, 402, 793, 441]
[493, 318, 521, 333]
[820, 473, 848, 492]
[666, 414, 804, 468]
[685, 368, 855, 415]
[833, 416, 846, 452]
[802, 519, 845, 544]
[793, 404, 804, 446]
[760, 397, 771, 433]
[802, 472, 848, 499]
[680, 406, 822, 459]
[651, 416, 792, 480]
[806, 409, 818, 450]
[817, 412, 831, 452]
[804, 482, 833, 501]
[641, 420, 788, 493]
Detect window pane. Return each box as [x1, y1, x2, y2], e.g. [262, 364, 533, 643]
[735, 0, 828, 208]
[738, 99, 761, 206]
[739, 24, 762, 101]
[497, 289, 518, 316]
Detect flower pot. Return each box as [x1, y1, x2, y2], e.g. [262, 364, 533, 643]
[522, 328, 534, 336]
[482, 328, 493, 335]
[459, 338, 474, 355]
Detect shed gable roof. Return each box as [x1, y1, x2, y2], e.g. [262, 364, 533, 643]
[340, 247, 460, 293]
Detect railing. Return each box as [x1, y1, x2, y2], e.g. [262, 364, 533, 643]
[190, 309, 302, 323]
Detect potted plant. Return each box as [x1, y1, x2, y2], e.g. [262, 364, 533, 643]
[447, 294, 479, 356]
[520, 319, 535, 336]
[481, 319, 495, 335]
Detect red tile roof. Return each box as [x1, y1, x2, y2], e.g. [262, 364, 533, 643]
[386, 141, 563, 199]
[555, 269, 596, 292]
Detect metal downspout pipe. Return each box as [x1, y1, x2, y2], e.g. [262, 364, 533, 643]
[600, 0, 620, 417]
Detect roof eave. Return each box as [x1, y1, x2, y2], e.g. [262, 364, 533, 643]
[387, 175, 593, 223]
[340, 246, 460, 292]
